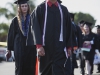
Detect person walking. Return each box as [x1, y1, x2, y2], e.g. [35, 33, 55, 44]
[28, 0, 75, 75]
[95, 25, 100, 73]
[69, 13, 83, 75]
[7, 0, 36, 75]
[81, 22, 97, 75]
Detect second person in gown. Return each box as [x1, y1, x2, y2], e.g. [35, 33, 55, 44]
[81, 22, 97, 75]
[7, 0, 36, 75]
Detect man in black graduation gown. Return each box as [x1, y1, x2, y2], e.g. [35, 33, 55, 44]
[69, 13, 83, 75]
[28, 0, 75, 75]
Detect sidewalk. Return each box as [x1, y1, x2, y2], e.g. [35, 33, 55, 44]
[74, 60, 99, 75]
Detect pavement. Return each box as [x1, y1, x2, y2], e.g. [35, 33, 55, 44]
[0, 61, 100, 75]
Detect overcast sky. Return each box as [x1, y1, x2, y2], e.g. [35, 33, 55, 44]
[0, 0, 100, 25]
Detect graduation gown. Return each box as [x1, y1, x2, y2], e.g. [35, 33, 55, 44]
[82, 32, 97, 66]
[72, 23, 83, 48]
[7, 17, 36, 75]
[95, 34, 100, 51]
[96, 34, 100, 71]
[29, 1, 75, 75]
[71, 23, 83, 68]
[75, 25, 83, 47]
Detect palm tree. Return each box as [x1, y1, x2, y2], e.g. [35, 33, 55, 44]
[0, 7, 8, 16]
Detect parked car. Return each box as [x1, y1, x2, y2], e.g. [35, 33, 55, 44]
[0, 47, 6, 62]
[0, 42, 14, 62]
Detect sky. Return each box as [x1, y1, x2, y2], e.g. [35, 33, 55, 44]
[0, 0, 100, 25]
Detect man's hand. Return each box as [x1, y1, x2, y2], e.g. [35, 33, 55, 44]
[37, 47, 45, 56]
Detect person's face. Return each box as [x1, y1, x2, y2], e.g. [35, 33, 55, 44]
[97, 28, 100, 35]
[83, 24, 90, 33]
[20, 3, 28, 14]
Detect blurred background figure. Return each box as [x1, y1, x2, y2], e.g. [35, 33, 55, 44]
[81, 22, 97, 75]
[69, 13, 83, 75]
[96, 25, 100, 35]
[95, 25, 100, 73]
[78, 20, 85, 75]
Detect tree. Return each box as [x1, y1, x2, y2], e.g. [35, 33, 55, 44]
[0, 23, 9, 42]
[29, 0, 36, 12]
[0, 7, 8, 16]
[5, 2, 17, 20]
[74, 12, 96, 26]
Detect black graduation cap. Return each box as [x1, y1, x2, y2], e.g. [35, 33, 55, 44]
[69, 13, 75, 19]
[83, 21, 92, 27]
[57, 0, 62, 3]
[14, 0, 29, 4]
[95, 25, 100, 29]
[79, 20, 85, 24]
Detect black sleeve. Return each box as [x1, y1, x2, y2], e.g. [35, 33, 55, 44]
[71, 23, 78, 47]
[64, 7, 75, 48]
[7, 18, 15, 50]
[94, 34, 99, 49]
[30, 6, 42, 45]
